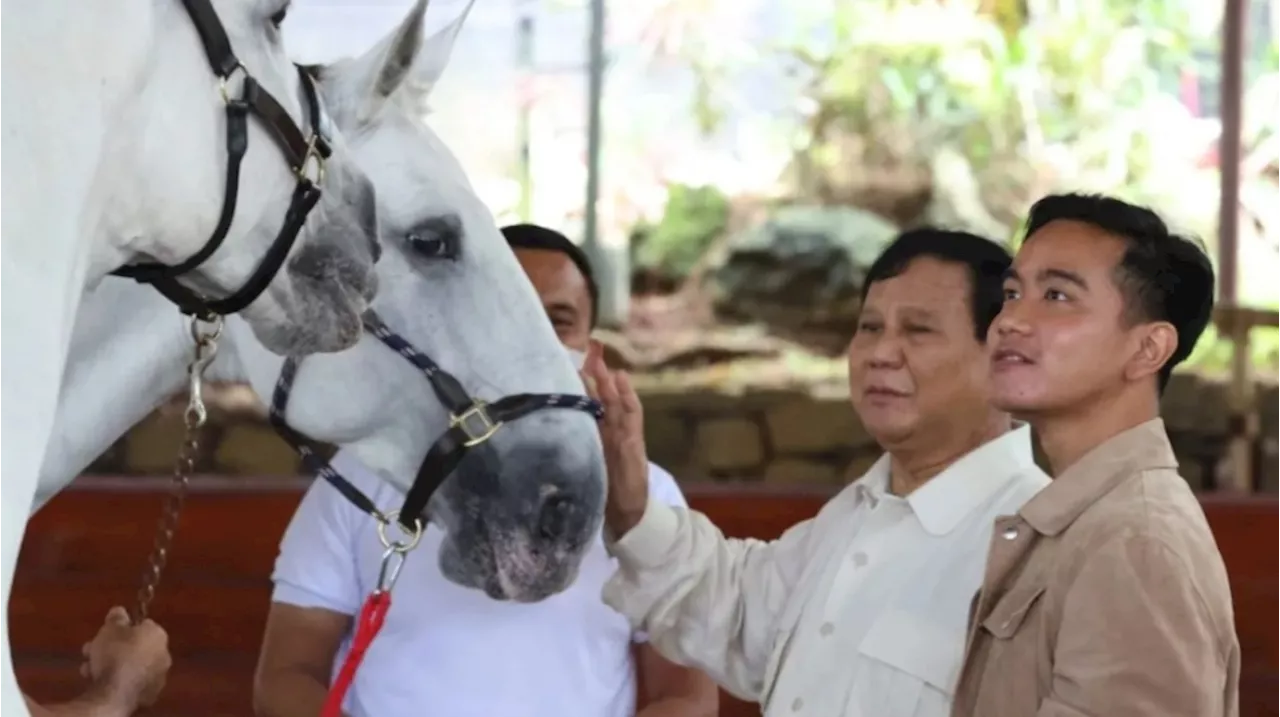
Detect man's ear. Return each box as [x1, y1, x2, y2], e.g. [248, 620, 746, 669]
[1124, 321, 1179, 383]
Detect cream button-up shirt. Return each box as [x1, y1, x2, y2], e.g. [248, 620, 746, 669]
[603, 424, 1050, 717]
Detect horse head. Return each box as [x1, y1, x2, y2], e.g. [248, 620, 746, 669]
[103, 0, 382, 356]
[229, 0, 607, 602]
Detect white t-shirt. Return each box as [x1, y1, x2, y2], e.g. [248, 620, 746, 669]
[270, 450, 688, 717]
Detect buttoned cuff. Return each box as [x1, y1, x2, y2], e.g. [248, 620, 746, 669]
[606, 498, 681, 568]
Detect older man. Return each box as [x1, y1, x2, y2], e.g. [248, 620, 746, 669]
[253, 223, 717, 717]
[952, 193, 1239, 716]
[586, 228, 1050, 717]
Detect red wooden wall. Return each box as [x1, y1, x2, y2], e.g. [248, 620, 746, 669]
[11, 478, 1278, 716]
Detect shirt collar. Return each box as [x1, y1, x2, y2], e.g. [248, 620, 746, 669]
[853, 456, 892, 507]
[851, 423, 1038, 536]
[1020, 417, 1177, 536]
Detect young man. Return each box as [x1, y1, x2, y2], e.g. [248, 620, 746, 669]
[587, 229, 1050, 717]
[252, 223, 717, 717]
[952, 193, 1239, 716]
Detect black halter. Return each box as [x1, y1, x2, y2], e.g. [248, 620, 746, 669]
[268, 311, 604, 533]
[110, 0, 334, 320]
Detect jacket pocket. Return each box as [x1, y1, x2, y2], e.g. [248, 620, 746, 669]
[982, 583, 1046, 640]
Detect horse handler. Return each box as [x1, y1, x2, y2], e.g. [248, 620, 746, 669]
[23, 606, 170, 716]
[253, 224, 719, 717]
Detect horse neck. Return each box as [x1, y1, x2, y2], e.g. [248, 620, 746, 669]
[4, 0, 161, 450]
[33, 280, 210, 511]
[5, 3, 161, 530]
[7, 0, 158, 275]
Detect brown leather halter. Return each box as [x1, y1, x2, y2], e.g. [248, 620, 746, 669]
[110, 0, 336, 320]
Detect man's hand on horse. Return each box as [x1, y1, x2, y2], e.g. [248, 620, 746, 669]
[582, 340, 650, 540]
[79, 606, 172, 710]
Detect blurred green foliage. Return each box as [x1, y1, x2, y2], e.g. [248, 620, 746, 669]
[642, 0, 1278, 376]
[779, 0, 1227, 235]
[630, 184, 731, 280]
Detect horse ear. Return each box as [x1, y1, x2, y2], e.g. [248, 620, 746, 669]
[317, 0, 429, 126]
[371, 0, 430, 99]
[404, 0, 475, 101]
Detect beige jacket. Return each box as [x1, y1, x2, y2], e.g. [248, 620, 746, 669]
[952, 419, 1240, 717]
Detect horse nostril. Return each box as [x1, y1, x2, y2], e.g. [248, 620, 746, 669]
[537, 493, 576, 541]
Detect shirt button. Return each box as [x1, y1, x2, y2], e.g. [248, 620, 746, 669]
[852, 551, 869, 567]
[1001, 526, 1019, 540]
[819, 622, 835, 637]
[791, 697, 804, 712]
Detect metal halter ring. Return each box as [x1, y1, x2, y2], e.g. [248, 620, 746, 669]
[450, 401, 503, 448]
[376, 510, 424, 553]
[190, 314, 225, 346]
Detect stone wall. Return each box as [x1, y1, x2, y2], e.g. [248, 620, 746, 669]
[87, 373, 1279, 492]
[640, 374, 1278, 492]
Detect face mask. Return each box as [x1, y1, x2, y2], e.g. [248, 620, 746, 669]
[565, 346, 587, 371]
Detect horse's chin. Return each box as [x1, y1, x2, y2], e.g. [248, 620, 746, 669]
[242, 248, 380, 356]
[238, 189, 381, 356]
[437, 529, 585, 604]
[241, 285, 366, 356]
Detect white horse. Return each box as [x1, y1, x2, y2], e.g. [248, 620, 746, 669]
[2, 4, 384, 704]
[17, 0, 605, 710]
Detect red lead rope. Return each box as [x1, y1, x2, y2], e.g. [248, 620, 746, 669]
[322, 517, 420, 717]
[322, 590, 392, 717]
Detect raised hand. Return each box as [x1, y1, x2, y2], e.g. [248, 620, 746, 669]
[582, 340, 650, 538]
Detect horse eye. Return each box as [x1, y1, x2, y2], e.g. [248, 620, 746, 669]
[408, 233, 442, 255]
[407, 232, 457, 260]
[269, 5, 288, 27]
[405, 215, 463, 261]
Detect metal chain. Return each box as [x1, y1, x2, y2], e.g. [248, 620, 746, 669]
[132, 315, 223, 624]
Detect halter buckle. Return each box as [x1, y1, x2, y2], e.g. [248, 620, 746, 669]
[217, 63, 247, 105]
[451, 401, 503, 447]
[294, 134, 329, 186]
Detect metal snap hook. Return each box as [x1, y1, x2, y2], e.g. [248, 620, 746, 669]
[184, 315, 224, 429]
[375, 546, 409, 593]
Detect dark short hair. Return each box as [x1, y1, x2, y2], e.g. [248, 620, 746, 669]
[860, 227, 1013, 341]
[500, 223, 600, 328]
[1023, 193, 1215, 392]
